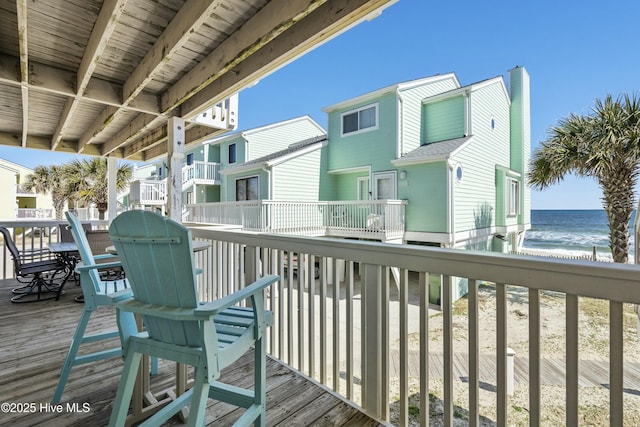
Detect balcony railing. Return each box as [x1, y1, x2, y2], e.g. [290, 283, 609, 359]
[1, 218, 638, 425]
[186, 199, 407, 241]
[129, 179, 167, 206]
[15, 184, 35, 196]
[182, 161, 221, 188]
[130, 161, 221, 205]
[14, 208, 53, 219]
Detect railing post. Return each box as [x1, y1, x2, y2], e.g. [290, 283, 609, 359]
[361, 263, 386, 419]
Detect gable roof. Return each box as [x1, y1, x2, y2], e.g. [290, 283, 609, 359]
[422, 76, 510, 106]
[322, 73, 460, 112]
[206, 116, 325, 146]
[392, 136, 473, 166]
[221, 135, 327, 174]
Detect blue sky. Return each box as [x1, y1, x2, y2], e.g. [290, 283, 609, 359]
[2, 0, 639, 209]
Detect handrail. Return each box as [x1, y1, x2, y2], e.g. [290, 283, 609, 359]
[186, 224, 640, 425]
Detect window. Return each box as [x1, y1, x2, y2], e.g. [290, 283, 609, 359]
[508, 178, 519, 216]
[357, 177, 370, 200]
[229, 143, 237, 164]
[186, 153, 194, 165]
[236, 176, 258, 201]
[341, 104, 378, 135]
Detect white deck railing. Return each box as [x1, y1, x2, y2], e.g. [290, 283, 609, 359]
[129, 179, 167, 206]
[1, 219, 639, 425]
[185, 224, 640, 426]
[130, 162, 221, 205]
[186, 199, 407, 241]
[182, 161, 221, 188]
[14, 208, 54, 219]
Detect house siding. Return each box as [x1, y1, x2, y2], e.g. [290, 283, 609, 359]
[398, 162, 448, 232]
[450, 81, 511, 235]
[0, 166, 16, 219]
[423, 95, 465, 144]
[247, 118, 325, 161]
[399, 78, 460, 156]
[326, 93, 397, 174]
[272, 150, 322, 200]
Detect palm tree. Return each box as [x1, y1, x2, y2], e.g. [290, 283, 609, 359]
[65, 158, 132, 220]
[22, 165, 69, 220]
[529, 93, 640, 263]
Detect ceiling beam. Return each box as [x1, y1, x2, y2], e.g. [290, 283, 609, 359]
[161, 0, 327, 114]
[122, 0, 221, 105]
[131, 124, 226, 161]
[79, 0, 220, 154]
[16, 0, 28, 147]
[181, 0, 398, 118]
[0, 54, 161, 116]
[52, 0, 128, 150]
[100, 113, 167, 156]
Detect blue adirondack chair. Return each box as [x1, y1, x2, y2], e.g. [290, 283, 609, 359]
[108, 210, 279, 427]
[52, 212, 133, 404]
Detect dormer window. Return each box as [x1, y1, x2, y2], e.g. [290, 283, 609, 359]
[341, 103, 378, 136]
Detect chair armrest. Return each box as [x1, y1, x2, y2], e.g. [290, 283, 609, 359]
[115, 299, 208, 321]
[114, 275, 279, 321]
[94, 253, 119, 261]
[76, 260, 123, 272]
[195, 275, 279, 316]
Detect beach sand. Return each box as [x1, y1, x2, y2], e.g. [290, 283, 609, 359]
[389, 282, 640, 426]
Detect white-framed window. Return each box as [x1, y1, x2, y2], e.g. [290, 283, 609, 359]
[341, 103, 378, 136]
[228, 143, 237, 164]
[236, 176, 258, 201]
[507, 178, 519, 216]
[357, 177, 370, 200]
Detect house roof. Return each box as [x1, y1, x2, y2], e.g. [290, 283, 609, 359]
[392, 136, 473, 166]
[221, 135, 327, 174]
[205, 115, 325, 146]
[0, 0, 397, 162]
[322, 73, 460, 112]
[422, 76, 510, 106]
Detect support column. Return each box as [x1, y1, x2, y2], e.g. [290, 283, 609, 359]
[362, 263, 385, 418]
[167, 117, 185, 222]
[107, 156, 117, 222]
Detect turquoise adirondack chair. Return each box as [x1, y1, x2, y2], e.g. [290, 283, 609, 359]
[52, 212, 133, 403]
[108, 210, 279, 427]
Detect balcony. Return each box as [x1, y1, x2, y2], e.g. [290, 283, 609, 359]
[15, 184, 35, 196]
[187, 199, 407, 241]
[0, 219, 639, 425]
[129, 161, 221, 206]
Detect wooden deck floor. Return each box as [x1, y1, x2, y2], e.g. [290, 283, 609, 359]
[0, 280, 385, 426]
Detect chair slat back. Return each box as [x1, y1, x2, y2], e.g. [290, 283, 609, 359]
[0, 227, 21, 271]
[109, 210, 200, 346]
[65, 212, 103, 289]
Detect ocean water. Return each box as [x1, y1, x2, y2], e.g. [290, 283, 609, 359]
[522, 210, 637, 262]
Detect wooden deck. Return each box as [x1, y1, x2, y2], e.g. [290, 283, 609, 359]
[0, 279, 385, 426]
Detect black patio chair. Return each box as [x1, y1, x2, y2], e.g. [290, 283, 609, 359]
[0, 227, 67, 303]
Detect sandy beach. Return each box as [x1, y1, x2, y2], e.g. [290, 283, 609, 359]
[391, 282, 640, 426]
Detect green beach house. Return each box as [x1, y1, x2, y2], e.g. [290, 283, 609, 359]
[131, 67, 531, 302]
[320, 66, 531, 251]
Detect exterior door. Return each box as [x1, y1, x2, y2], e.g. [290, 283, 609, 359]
[372, 171, 396, 200]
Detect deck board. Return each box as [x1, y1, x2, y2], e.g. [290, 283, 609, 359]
[0, 279, 384, 426]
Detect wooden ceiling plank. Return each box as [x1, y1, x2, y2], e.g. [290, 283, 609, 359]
[77, 105, 119, 152]
[53, 0, 128, 150]
[122, 0, 221, 105]
[182, 0, 398, 118]
[77, 0, 128, 95]
[161, 0, 326, 114]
